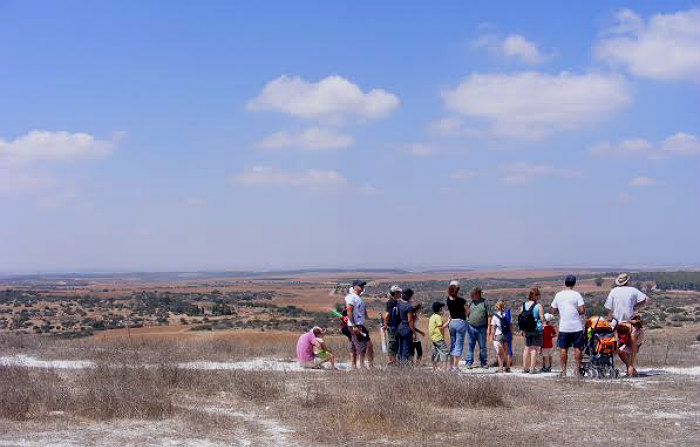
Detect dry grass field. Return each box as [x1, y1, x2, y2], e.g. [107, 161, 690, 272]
[1, 269, 699, 446]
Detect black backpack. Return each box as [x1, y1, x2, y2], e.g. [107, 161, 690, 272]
[517, 302, 537, 332]
[494, 313, 511, 336]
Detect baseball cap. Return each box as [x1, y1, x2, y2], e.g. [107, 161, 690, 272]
[432, 301, 445, 313]
[389, 285, 402, 294]
[449, 280, 460, 288]
[544, 313, 554, 323]
[352, 280, 367, 288]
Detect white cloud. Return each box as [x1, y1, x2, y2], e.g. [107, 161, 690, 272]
[661, 132, 700, 156]
[0, 130, 121, 167]
[0, 169, 53, 197]
[590, 132, 700, 159]
[247, 75, 399, 123]
[399, 143, 438, 157]
[472, 32, 547, 65]
[357, 184, 384, 196]
[230, 166, 347, 187]
[450, 169, 477, 182]
[441, 72, 630, 139]
[596, 8, 700, 81]
[428, 117, 464, 135]
[502, 34, 545, 65]
[628, 176, 660, 187]
[255, 128, 354, 151]
[499, 162, 582, 185]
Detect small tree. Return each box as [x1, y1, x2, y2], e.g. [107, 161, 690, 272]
[594, 278, 604, 287]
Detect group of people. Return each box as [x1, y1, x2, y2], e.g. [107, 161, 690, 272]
[296, 273, 648, 377]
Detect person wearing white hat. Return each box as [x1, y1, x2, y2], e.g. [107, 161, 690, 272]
[382, 285, 403, 366]
[604, 273, 648, 376]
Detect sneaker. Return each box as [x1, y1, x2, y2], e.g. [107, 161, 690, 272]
[481, 364, 489, 369]
[504, 367, 511, 373]
[523, 369, 530, 374]
[466, 363, 475, 369]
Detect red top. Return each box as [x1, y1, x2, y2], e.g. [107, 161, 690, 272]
[542, 325, 557, 349]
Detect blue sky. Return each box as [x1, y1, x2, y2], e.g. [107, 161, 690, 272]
[1, 1, 699, 272]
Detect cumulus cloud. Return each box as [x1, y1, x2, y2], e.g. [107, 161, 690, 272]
[230, 166, 348, 187]
[247, 75, 399, 123]
[441, 72, 630, 139]
[0, 130, 121, 167]
[473, 31, 547, 65]
[589, 132, 700, 160]
[502, 34, 545, 65]
[628, 176, 661, 187]
[398, 143, 438, 157]
[499, 162, 582, 185]
[595, 8, 700, 81]
[255, 128, 354, 151]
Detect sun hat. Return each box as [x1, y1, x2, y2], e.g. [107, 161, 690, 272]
[449, 280, 460, 288]
[432, 301, 445, 313]
[352, 280, 367, 288]
[389, 285, 402, 294]
[615, 273, 630, 286]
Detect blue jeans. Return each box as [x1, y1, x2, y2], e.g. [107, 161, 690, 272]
[449, 319, 467, 357]
[465, 324, 488, 366]
[396, 325, 413, 365]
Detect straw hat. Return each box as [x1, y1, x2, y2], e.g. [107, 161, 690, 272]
[615, 273, 630, 286]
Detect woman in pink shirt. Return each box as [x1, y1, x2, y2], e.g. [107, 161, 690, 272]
[296, 327, 323, 368]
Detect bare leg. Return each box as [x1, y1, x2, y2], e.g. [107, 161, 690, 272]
[350, 353, 358, 370]
[573, 348, 582, 375]
[529, 348, 539, 372]
[522, 347, 530, 370]
[559, 348, 568, 375]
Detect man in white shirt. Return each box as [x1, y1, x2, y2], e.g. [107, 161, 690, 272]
[345, 280, 373, 369]
[605, 273, 647, 376]
[551, 274, 585, 377]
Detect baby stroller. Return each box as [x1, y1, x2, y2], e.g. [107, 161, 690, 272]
[580, 316, 619, 379]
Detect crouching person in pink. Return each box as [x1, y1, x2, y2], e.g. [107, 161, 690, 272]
[296, 326, 335, 369]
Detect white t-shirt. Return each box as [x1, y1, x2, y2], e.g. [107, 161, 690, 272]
[551, 289, 585, 333]
[491, 311, 505, 336]
[605, 286, 647, 322]
[344, 292, 366, 326]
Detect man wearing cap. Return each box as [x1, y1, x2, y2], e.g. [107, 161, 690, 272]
[382, 285, 402, 366]
[551, 275, 585, 377]
[605, 273, 648, 376]
[345, 280, 373, 369]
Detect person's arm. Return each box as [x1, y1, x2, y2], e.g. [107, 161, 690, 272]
[487, 320, 494, 340]
[408, 310, 415, 333]
[382, 310, 389, 330]
[464, 301, 470, 318]
[551, 298, 559, 315]
[320, 339, 332, 354]
[347, 303, 358, 333]
[538, 304, 545, 324]
[577, 304, 585, 316]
